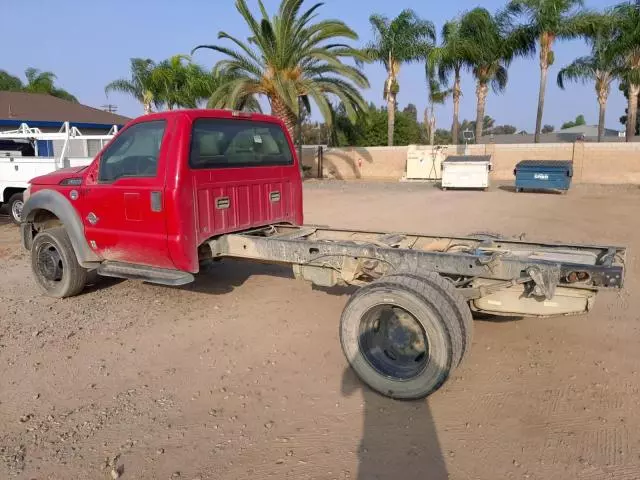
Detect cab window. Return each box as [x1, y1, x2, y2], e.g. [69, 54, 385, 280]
[189, 118, 293, 169]
[99, 121, 166, 182]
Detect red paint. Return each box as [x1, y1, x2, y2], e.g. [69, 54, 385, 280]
[29, 109, 304, 273]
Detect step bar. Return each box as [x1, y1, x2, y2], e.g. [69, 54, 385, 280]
[97, 261, 194, 286]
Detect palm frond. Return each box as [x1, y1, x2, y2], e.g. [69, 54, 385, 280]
[557, 57, 595, 88]
[192, 0, 368, 131]
[104, 79, 138, 98]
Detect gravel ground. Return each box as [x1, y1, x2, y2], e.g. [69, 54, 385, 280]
[0, 181, 639, 480]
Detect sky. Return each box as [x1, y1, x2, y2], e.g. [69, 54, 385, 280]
[3, 0, 627, 132]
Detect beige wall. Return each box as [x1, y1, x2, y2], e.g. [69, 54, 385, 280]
[301, 142, 640, 184]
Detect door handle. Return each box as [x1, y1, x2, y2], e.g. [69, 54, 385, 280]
[269, 191, 281, 202]
[216, 196, 230, 209]
[150, 191, 162, 212]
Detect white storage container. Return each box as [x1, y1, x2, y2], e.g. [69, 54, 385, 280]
[406, 145, 445, 180]
[441, 155, 492, 190]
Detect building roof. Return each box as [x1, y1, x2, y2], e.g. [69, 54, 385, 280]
[479, 131, 639, 144]
[0, 91, 131, 129]
[559, 124, 621, 136]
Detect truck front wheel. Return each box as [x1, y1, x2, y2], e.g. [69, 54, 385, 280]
[8, 193, 24, 225]
[31, 227, 87, 298]
[340, 274, 466, 400]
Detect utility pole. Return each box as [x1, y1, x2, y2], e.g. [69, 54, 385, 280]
[101, 104, 118, 113]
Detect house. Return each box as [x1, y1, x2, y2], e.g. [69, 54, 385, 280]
[0, 91, 131, 157]
[557, 124, 622, 140]
[478, 124, 629, 144]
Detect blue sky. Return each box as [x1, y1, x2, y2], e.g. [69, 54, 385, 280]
[3, 0, 625, 132]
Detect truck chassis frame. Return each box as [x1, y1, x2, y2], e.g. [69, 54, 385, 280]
[208, 224, 624, 304]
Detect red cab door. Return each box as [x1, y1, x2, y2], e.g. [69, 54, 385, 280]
[79, 118, 175, 268]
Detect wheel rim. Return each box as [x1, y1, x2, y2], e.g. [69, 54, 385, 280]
[358, 304, 429, 381]
[11, 200, 24, 222]
[36, 241, 64, 284]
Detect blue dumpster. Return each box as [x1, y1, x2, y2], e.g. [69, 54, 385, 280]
[514, 160, 573, 193]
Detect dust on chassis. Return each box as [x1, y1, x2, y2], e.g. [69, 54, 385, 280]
[19, 109, 626, 400]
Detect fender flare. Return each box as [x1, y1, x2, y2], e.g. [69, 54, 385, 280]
[21, 189, 101, 265]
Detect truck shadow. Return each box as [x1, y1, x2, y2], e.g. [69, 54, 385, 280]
[181, 259, 354, 297]
[341, 367, 449, 480]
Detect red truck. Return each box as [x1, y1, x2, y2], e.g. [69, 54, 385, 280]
[20, 109, 626, 400]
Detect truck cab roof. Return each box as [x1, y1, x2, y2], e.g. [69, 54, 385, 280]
[128, 109, 284, 126]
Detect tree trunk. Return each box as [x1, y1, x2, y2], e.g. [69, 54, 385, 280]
[452, 68, 461, 145]
[598, 95, 607, 142]
[475, 81, 488, 143]
[387, 91, 396, 147]
[429, 105, 436, 146]
[143, 91, 154, 115]
[535, 35, 552, 144]
[626, 83, 640, 142]
[535, 63, 548, 144]
[597, 100, 606, 143]
[271, 96, 297, 141]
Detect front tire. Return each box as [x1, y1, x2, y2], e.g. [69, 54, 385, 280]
[8, 193, 24, 225]
[340, 274, 467, 400]
[31, 227, 87, 298]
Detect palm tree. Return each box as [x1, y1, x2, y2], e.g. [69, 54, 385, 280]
[459, 9, 507, 142]
[557, 18, 621, 142]
[505, 0, 596, 143]
[429, 20, 471, 145]
[610, 2, 640, 142]
[192, 0, 369, 139]
[105, 58, 160, 114]
[425, 63, 451, 145]
[203, 69, 262, 112]
[23, 68, 78, 102]
[366, 9, 436, 146]
[152, 55, 200, 110]
[459, 8, 533, 142]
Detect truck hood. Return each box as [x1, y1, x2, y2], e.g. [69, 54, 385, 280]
[29, 166, 88, 185]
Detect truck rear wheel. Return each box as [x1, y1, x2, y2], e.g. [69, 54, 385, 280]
[8, 193, 24, 225]
[31, 227, 87, 298]
[382, 271, 473, 367]
[340, 274, 467, 400]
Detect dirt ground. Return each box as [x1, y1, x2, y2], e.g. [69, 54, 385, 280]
[1, 181, 639, 480]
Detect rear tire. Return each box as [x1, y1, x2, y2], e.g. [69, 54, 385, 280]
[340, 274, 467, 400]
[8, 193, 24, 225]
[31, 227, 87, 298]
[382, 271, 473, 366]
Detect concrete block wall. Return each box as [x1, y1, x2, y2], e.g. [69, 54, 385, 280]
[301, 142, 640, 184]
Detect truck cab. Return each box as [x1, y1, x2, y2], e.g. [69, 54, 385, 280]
[21, 109, 303, 297]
